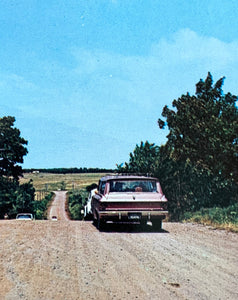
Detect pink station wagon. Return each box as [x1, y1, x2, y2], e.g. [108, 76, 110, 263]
[90, 175, 168, 230]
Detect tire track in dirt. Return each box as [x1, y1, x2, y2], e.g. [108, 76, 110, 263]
[73, 221, 174, 299]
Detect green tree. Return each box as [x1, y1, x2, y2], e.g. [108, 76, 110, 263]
[0, 116, 30, 218]
[68, 190, 84, 220]
[0, 176, 17, 218]
[0, 116, 28, 179]
[15, 180, 35, 213]
[117, 141, 159, 175]
[157, 73, 238, 219]
[158, 72, 238, 181]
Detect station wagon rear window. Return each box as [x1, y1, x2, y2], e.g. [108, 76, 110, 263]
[109, 180, 157, 193]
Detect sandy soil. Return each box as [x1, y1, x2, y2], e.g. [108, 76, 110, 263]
[0, 192, 237, 300]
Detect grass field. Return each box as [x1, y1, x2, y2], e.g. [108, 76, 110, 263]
[20, 172, 109, 193]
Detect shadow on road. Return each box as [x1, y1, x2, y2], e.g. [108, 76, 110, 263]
[85, 220, 169, 233]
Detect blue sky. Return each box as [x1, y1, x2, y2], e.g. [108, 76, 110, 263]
[0, 0, 238, 168]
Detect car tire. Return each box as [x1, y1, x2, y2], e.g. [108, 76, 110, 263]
[140, 219, 147, 229]
[153, 219, 162, 231]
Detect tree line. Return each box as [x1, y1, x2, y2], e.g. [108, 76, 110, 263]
[117, 73, 238, 220]
[23, 167, 115, 174]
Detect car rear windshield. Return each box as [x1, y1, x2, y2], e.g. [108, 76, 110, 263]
[109, 180, 157, 193]
[17, 215, 32, 219]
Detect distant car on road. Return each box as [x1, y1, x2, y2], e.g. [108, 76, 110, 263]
[51, 216, 58, 221]
[16, 213, 33, 220]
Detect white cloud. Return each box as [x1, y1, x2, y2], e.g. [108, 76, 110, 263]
[2, 28, 238, 168]
[75, 28, 238, 79]
[72, 29, 238, 112]
[152, 29, 238, 67]
[66, 29, 238, 145]
[3, 29, 238, 125]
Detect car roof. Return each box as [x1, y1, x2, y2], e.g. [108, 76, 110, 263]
[100, 174, 158, 181]
[16, 213, 33, 216]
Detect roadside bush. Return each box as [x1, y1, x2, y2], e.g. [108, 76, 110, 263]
[68, 190, 84, 220]
[67, 184, 97, 220]
[60, 181, 66, 190]
[0, 178, 36, 218]
[34, 192, 53, 219]
[156, 154, 238, 221]
[183, 203, 238, 231]
[0, 177, 18, 218]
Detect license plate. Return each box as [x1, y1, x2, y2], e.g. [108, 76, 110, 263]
[128, 213, 142, 220]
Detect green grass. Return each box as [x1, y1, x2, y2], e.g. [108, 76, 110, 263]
[183, 204, 238, 232]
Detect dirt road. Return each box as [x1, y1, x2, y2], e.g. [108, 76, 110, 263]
[0, 193, 237, 300]
[48, 191, 69, 221]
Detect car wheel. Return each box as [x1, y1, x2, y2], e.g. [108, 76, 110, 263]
[153, 219, 162, 231]
[140, 219, 147, 229]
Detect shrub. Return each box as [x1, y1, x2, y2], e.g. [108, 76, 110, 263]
[68, 190, 84, 220]
[183, 203, 238, 231]
[34, 193, 53, 219]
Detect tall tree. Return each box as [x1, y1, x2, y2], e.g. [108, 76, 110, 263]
[157, 73, 238, 219]
[158, 72, 238, 181]
[0, 116, 30, 218]
[0, 116, 28, 180]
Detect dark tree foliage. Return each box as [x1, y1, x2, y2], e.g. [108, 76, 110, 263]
[0, 176, 17, 218]
[0, 116, 28, 179]
[11, 180, 35, 216]
[116, 141, 159, 175]
[158, 72, 238, 181]
[0, 174, 36, 218]
[68, 190, 84, 220]
[34, 193, 53, 220]
[23, 167, 115, 174]
[155, 145, 237, 221]
[86, 183, 98, 192]
[0, 116, 36, 218]
[157, 73, 238, 219]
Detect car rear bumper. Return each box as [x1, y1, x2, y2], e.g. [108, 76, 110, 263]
[98, 210, 168, 222]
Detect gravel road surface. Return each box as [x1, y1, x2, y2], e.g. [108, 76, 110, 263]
[0, 191, 237, 300]
[48, 191, 69, 221]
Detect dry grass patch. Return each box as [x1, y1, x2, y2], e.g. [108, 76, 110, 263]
[20, 172, 108, 192]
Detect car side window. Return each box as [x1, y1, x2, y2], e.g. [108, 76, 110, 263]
[99, 181, 106, 194]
